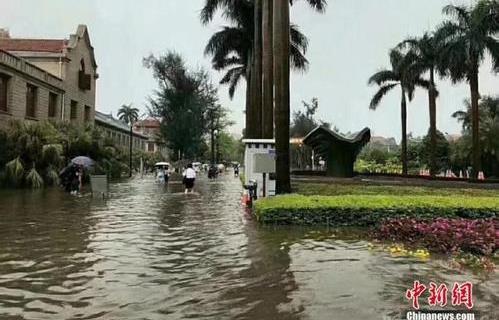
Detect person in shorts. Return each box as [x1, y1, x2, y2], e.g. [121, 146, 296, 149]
[183, 163, 196, 194]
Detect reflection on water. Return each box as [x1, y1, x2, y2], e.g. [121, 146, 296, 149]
[0, 175, 497, 320]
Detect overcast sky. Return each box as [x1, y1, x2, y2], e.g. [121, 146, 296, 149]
[1, 0, 497, 140]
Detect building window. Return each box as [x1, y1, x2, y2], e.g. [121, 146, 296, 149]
[0, 74, 9, 112]
[84, 105, 91, 122]
[70, 100, 78, 120]
[48, 92, 58, 118]
[148, 142, 155, 152]
[26, 84, 37, 118]
[78, 58, 91, 91]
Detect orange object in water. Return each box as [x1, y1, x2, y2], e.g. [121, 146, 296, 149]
[241, 194, 250, 206]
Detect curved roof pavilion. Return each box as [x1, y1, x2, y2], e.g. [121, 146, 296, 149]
[303, 126, 371, 177]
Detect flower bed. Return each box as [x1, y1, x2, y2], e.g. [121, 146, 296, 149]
[374, 218, 498, 255]
[254, 195, 499, 226]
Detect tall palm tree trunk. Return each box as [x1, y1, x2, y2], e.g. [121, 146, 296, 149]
[129, 126, 133, 177]
[401, 91, 408, 176]
[252, 0, 263, 138]
[273, 0, 291, 194]
[469, 69, 481, 179]
[245, 54, 254, 138]
[262, 0, 274, 139]
[428, 68, 437, 177]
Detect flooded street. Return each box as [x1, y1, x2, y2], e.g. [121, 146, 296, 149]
[0, 175, 497, 320]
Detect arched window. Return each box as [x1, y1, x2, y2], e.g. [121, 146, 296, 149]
[80, 59, 85, 72]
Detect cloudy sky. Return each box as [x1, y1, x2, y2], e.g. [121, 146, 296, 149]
[0, 0, 497, 140]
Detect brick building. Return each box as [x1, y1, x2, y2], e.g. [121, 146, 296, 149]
[134, 118, 168, 157]
[95, 111, 148, 152]
[0, 25, 97, 128]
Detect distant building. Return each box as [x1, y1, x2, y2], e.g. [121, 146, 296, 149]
[95, 111, 147, 151]
[445, 133, 461, 143]
[0, 25, 97, 128]
[367, 136, 398, 152]
[134, 118, 168, 157]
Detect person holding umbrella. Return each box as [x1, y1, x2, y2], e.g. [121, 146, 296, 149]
[63, 156, 94, 194]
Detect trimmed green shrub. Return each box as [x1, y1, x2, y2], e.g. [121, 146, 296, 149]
[254, 195, 499, 226]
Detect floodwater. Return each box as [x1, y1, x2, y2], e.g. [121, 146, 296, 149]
[0, 175, 497, 320]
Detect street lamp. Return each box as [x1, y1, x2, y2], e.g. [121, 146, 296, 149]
[214, 129, 219, 164]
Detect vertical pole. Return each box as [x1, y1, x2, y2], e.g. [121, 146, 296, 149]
[312, 149, 315, 171]
[262, 172, 267, 197]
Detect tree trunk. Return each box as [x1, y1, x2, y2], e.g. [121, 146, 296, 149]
[273, 0, 291, 194]
[428, 68, 437, 177]
[129, 125, 133, 178]
[469, 69, 481, 179]
[252, 0, 263, 138]
[401, 90, 408, 176]
[262, 0, 274, 139]
[245, 54, 254, 138]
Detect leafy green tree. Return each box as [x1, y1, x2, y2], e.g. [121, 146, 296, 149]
[437, 1, 499, 177]
[453, 96, 499, 176]
[144, 51, 218, 161]
[215, 132, 244, 163]
[420, 129, 451, 173]
[290, 98, 331, 138]
[368, 49, 428, 175]
[206, 104, 235, 164]
[118, 103, 140, 177]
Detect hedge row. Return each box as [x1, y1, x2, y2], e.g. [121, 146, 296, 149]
[254, 195, 499, 226]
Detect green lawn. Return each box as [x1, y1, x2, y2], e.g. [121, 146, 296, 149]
[254, 193, 499, 226]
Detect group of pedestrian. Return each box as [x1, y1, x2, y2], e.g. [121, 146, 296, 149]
[156, 165, 170, 184]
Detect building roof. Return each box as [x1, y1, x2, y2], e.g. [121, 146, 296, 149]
[303, 126, 371, 157]
[135, 118, 160, 128]
[95, 111, 147, 139]
[0, 39, 68, 53]
[0, 25, 97, 72]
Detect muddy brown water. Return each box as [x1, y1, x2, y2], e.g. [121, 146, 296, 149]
[0, 175, 497, 319]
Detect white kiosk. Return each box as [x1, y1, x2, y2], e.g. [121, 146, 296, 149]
[243, 139, 276, 197]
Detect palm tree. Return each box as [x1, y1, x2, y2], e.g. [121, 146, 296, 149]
[272, 0, 327, 194]
[398, 33, 442, 176]
[117, 104, 139, 177]
[262, 0, 273, 139]
[368, 49, 428, 175]
[453, 96, 499, 176]
[202, 0, 309, 139]
[436, 1, 499, 178]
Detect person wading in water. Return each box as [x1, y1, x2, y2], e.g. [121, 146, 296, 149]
[183, 163, 196, 194]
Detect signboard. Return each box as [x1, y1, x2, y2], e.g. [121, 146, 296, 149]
[253, 153, 275, 173]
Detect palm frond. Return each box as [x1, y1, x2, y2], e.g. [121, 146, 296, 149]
[369, 83, 398, 110]
[368, 70, 398, 86]
[5, 157, 24, 186]
[484, 35, 499, 71]
[442, 4, 471, 27]
[44, 166, 59, 186]
[25, 167, 43, 189]
[219, 66, 245, 98]
[292, 0, 328, 12]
